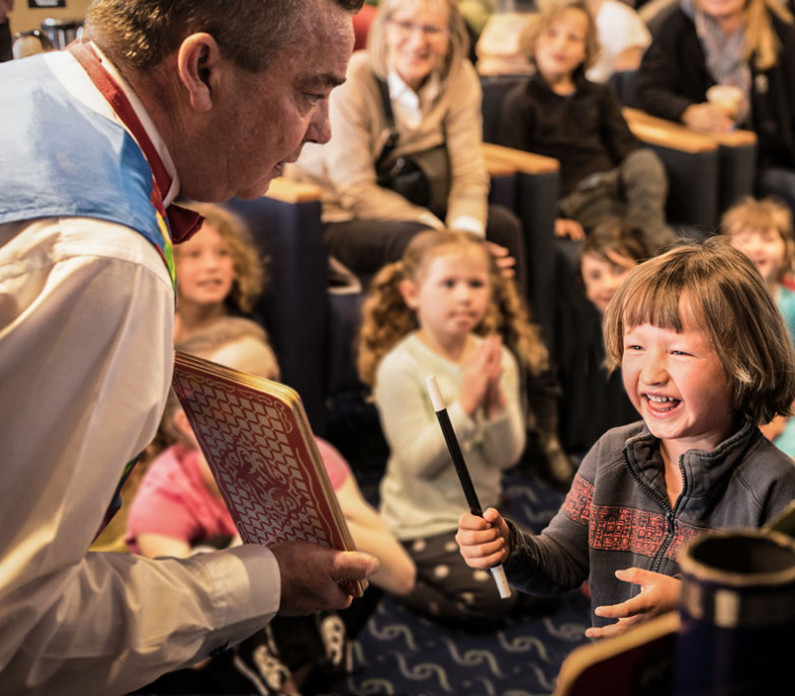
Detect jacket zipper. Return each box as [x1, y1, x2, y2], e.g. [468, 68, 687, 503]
[622, 450, 684, 573]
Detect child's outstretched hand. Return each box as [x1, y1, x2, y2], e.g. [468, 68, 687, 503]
[456, 508, 511, 569]
[584, 568, 682, 639]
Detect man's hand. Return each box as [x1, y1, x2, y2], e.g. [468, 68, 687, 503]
[585, 568, 681, 639]
[270, 541, 379, 615]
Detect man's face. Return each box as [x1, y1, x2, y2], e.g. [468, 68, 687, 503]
[208, 1, 354, 201]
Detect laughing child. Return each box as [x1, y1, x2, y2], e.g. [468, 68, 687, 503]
[457, 238, 795, 638]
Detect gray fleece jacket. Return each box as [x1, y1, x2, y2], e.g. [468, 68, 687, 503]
[504, 420, 795, 627]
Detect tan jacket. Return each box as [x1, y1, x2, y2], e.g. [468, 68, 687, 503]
[287, 50, 489, 233]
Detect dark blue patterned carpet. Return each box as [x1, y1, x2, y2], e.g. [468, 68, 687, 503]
[336, 470, 591, 696]
[323, 394, 591, 696]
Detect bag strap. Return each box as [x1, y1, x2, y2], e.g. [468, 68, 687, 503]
[374, 75, 400, 172]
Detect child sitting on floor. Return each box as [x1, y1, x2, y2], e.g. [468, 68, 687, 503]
[722, 195, 795, 457]
[457, 238, 795, 639]
[128, 317, 415, 694]
[358, 229, 549, 628]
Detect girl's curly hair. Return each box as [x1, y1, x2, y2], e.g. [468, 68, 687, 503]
[357, 230, 548, 387]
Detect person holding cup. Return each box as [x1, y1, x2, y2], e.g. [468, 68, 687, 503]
[635, 0, 795, 213]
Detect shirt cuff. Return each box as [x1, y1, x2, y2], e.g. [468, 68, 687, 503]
[448, 215, 485, 236]
[191, 544, 280, 651]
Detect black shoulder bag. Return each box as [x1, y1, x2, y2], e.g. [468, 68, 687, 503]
[373, 76, 451, 219]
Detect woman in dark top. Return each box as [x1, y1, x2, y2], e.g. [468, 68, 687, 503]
[636, 0, 795, 212]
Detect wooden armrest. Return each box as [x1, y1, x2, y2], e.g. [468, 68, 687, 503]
[265, 177, 324, 203]
[711, 128, 757, 148]
[483, 146, 517, 177]
[623, 108, 718, 154]
[482, 142, 560, 175]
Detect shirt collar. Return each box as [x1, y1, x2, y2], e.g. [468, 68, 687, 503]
[90, 42, 181, 207]
[386, 69, 441, 125]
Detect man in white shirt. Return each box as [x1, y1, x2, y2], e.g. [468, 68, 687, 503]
[0, 0, 378, 693]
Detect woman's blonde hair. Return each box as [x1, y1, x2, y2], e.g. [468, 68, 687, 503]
[728, 0, 794, 71]
[357, 230, 548, 387]
[603, 237, 795, 424]
[367, 0, 470, 82]
[179, 202, 266, 315]
[721, 195, 795, 280]
[522, 0, 601, 72]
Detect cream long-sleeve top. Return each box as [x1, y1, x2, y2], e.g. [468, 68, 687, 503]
[287, 50, 490, 235]
[0, 49, 279, 695]
[374, 334, 526, 540]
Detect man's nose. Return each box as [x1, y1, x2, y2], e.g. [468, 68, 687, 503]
[305, 101, 331, 145]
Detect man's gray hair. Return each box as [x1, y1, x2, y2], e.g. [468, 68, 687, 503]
[85, 0, 364, 72]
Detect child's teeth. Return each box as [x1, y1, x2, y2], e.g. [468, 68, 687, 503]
[648, 395, 674, 403]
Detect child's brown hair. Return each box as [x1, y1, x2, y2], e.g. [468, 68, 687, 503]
[180, 203, 266, 314]
[721, 195, 795, 282]
[521, 0, 601, 72]
[357, 230, 548, 387]
[603, 237, 795, 425]
[160, 317, 280, 446]
[580, 218, 651, 268]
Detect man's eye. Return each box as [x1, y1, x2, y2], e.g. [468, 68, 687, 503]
[305, 92, 323, 104]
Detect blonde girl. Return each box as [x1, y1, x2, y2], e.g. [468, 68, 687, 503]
[722, 195, 795, 455]
[358, 230, 547, 627]
[173, 202, 265, 343]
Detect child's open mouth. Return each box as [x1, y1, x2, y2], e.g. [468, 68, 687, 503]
[644, 394, 680, 413]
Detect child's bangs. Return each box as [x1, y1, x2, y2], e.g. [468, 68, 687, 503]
[621, 275, 686, 333]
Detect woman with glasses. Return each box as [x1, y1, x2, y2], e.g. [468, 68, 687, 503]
[287, 0, 526, 289]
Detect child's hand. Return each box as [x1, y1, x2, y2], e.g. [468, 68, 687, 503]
[456, 508, 511, 569]
[584, 568, 682, 639]
[461, 336, 503, 417]
[484, 241, 517, 279]
[554, 218, 585, 240]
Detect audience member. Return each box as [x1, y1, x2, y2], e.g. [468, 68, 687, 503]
[722, 195, 795, 456]
[497, 0, 675, 253]
[635, 0, 795, 213]
[129, 317, 415, 694]
[173, 203, 266, 344]
[287, 0, 526, 288]
[357, 230, 550, 627]
[583, 0, 651, 83]
[457, 238, 795, 638]
[558, 219, 650, 454]
[0, 0, 379, 692]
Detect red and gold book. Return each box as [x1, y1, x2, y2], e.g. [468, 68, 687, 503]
[171, 350, 365, 595]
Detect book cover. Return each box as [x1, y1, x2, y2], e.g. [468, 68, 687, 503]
[171, 350, 365, 596]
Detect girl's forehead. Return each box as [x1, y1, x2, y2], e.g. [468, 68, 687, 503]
[422, 246, 488, 272]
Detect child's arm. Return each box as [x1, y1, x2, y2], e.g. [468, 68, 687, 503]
[137, 534, 191, 559]
[335, 475, 416, 596]
[585, 568, 682, 639]
[494, 83, 537, 152]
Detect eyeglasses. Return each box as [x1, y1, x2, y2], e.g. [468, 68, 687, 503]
[388, 18, 449, 40]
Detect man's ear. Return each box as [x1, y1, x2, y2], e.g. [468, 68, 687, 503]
[399, 278, 419, 310]
[176, 32, 222, 112]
